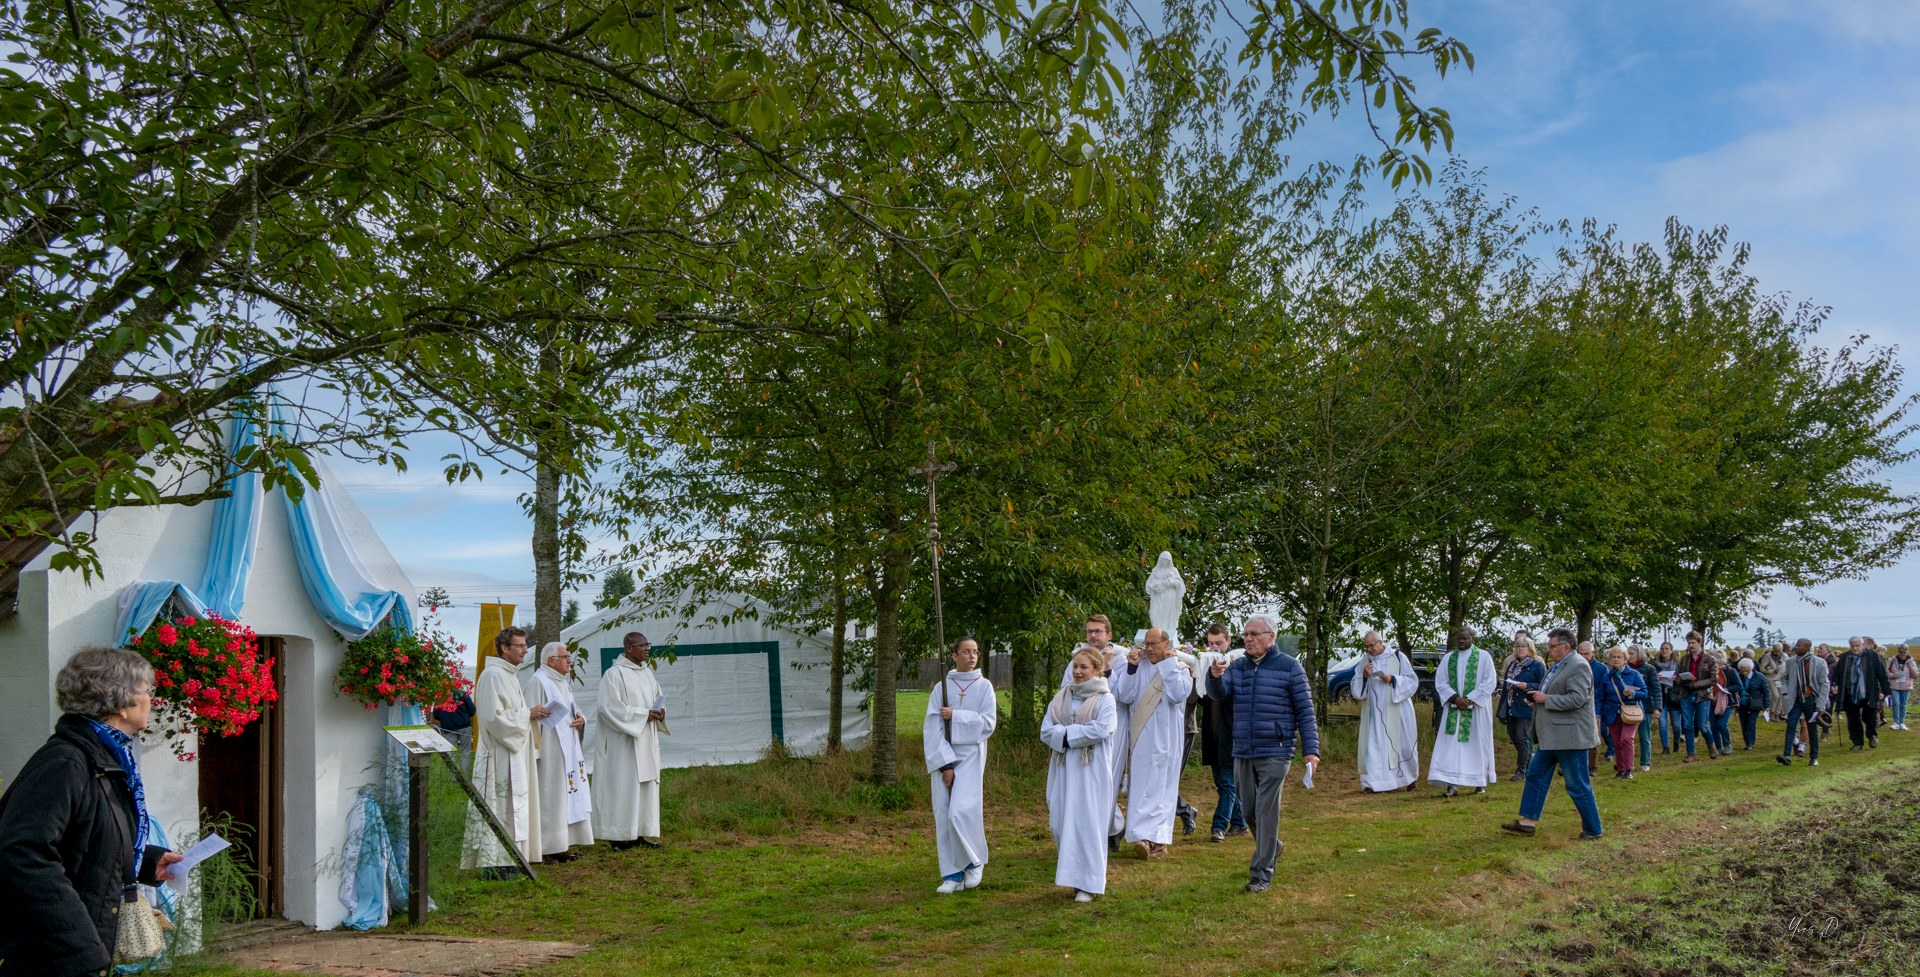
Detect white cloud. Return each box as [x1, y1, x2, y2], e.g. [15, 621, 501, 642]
[1724, 0, 1920, 46]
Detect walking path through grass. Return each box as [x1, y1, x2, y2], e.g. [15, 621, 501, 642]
[182, 703, 1920, 977]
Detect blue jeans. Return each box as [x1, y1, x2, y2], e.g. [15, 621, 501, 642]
[1783, 701, 1822, 761]
[1680, 698, 1712, 755]
[1635, 713, 1653, 766]
[1710, 708, 1733, 753]
[1738, 707, 1762, 749]
[1519, 747, 1602, 836]
[1210, 763, 1246, 832]
[1894, 689, 1911, 726]
[1659, 701, 1676, 751]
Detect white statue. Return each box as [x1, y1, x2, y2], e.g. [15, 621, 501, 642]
[1145, 551, 1187, 643]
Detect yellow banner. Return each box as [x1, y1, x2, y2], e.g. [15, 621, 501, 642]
[476, 603, 516, 672]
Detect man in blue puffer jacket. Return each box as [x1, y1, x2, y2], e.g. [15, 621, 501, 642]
[1206, 615, 1320, 894]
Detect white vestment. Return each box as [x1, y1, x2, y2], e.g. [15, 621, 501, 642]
[1041, 687, 1117, 894]
[462, 656, 542, 868]
[1429, 647, 1498, 787]
[592, 655, 667, 842]
[923, 669, 996, 878]
[1352, 650, 1420, 791]
[528, 664, 593, 854]
[1110, 656, 1193, 844]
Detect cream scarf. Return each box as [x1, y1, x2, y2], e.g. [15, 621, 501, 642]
[1047, 676, 1110, 766]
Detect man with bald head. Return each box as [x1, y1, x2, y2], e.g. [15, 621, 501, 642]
[594, 631, 669, 850]
[1110, 627, 1194, 857]
[1429, 626, 1497, 798]
[1352, 630, 1419, 793]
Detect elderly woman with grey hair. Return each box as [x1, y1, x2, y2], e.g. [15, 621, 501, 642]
[0, 644, 182, 976]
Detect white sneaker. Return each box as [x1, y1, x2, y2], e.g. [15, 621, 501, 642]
[1074, 891, 1095, 903]
[963, 864, 983, 890]
[1641, 765, 1651, 772]
[936, 879, 964, 894]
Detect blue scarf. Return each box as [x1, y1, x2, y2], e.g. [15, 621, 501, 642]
[87, 719, 149, 874]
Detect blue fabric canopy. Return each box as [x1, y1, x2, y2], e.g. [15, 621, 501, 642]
[114, 395, 413, 645]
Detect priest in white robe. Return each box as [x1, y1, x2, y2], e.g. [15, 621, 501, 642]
[528, 642, 593, 859]
[1351, 630, 1420, 792]
[1429, 626, 1498, 796]
[1041, 646, 1118, 902]
[924, 636, 997, 894]
[593, 631, 668, 850]
[462, 628, 547, 874]
[1110, 627, 1194, 856]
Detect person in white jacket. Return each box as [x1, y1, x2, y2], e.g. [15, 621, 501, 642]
[924, 636, 997, 893]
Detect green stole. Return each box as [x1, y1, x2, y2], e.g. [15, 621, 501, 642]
[1443, 648, 1481, 743]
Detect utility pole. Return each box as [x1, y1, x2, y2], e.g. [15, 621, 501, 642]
[909, 441, 958, 653]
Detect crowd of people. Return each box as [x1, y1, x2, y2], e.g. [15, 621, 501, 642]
[924, 617, 1916, 904]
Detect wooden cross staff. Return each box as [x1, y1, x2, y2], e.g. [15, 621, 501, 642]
[909, 441, 958, 655]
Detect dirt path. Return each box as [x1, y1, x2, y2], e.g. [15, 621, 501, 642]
[1496, 761, 1920, 977]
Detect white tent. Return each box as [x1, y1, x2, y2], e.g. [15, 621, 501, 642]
[0, 462, 413, 932]
[562, 593, 869, 768]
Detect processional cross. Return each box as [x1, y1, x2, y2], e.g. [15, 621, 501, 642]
[909, 441, 958, 653]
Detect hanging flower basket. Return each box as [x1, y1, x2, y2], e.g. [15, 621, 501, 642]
[128, 613, 278, 759]
[336, 612, 470, 712]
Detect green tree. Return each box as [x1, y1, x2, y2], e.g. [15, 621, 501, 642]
[597, 566, 637, 611]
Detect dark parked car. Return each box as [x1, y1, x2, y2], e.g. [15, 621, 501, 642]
[1328, 648, 1439, 703]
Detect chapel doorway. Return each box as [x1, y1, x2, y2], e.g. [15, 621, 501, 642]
[196, 636, 286, 919]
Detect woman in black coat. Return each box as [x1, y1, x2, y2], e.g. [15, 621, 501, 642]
[0, 645, 182, 977]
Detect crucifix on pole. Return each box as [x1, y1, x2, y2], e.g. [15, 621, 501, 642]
[910, 441, 958, 654]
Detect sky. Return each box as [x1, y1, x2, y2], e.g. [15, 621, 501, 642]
[328, 1, 1920, 648]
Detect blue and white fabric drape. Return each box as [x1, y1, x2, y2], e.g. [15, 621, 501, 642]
[114, 394, 411, 644]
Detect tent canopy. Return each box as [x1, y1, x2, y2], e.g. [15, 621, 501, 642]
[560, 592, 868, 769]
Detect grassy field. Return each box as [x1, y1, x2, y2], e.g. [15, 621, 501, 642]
[182, 699, 1919, 976]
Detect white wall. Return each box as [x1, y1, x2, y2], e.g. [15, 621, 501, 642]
[562, 596, 871, 770]
[5, 472, 413, 931]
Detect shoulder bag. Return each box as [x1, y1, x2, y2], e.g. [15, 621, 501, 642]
[1612, 676, 1644, 725]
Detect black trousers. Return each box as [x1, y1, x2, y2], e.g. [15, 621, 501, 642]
[1845, 702, 1881, 746]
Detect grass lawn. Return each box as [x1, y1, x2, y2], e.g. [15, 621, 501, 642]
[181, 700, 1920, 976]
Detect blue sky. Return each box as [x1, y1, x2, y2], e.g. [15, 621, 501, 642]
[331, 1, 1920, 648]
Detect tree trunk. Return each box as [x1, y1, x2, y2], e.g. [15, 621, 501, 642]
[827, 564, 847, 753]
[1576, 599, 1599, 646]
[1009, 636, 1036, 734]
[530, 447, 562, 651]
[866, 547, 911, 786]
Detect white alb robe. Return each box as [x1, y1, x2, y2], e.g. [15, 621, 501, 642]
[1352, 650, 1420, 791]
[592, 654, 667, 842]
[1110, 656, 1193, 845]
[1041, 689, 1118, 894]
[1096, 649, 1131, 835]
[462, 656, 542, 868]
[1429, 647, 1498, 788]
[528, 664, 594, 854]
[923, 669, 996, 878]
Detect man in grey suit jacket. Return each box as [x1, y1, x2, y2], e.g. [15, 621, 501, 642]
[1777, 638, 1831, 767]
[1501, 627, 1603, 840]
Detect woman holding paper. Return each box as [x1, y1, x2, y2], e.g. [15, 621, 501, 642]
[0, 645, 183, 975]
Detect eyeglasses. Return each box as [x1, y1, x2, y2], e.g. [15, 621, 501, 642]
[1242, 630, 1270, 638]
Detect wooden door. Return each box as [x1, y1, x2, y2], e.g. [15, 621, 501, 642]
[196, 637, 286, 919]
